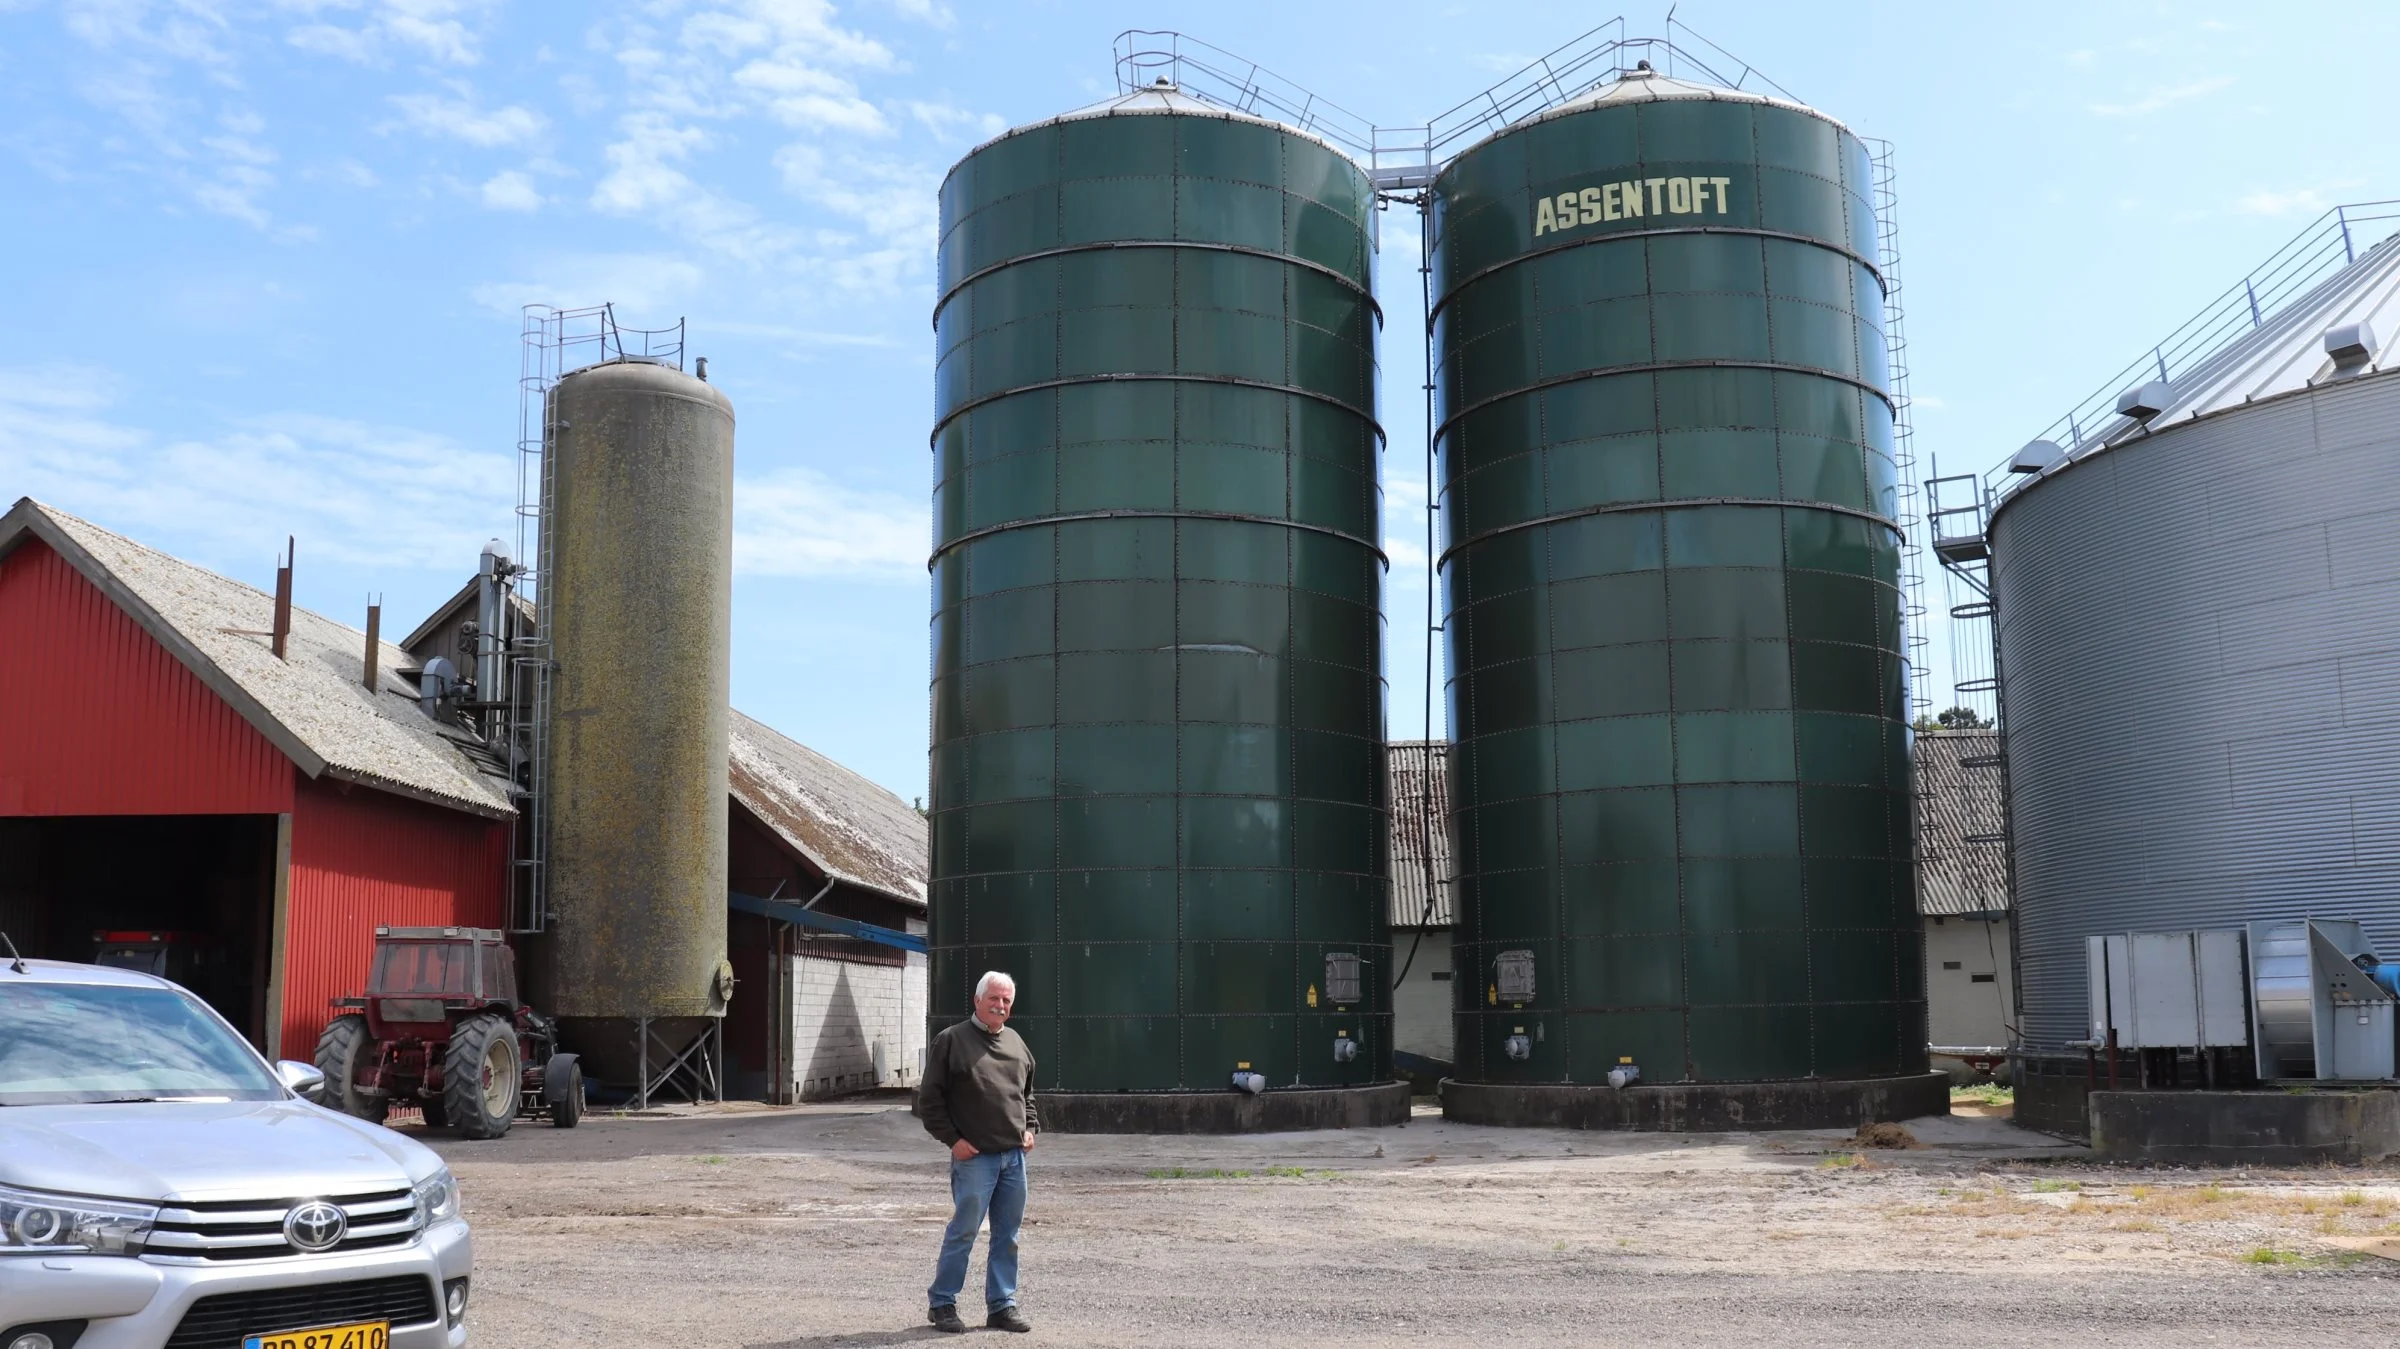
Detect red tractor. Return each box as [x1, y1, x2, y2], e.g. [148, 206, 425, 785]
[314, 925, 584, 1139]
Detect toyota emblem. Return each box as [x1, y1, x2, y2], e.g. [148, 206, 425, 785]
[283, 1199, 348, 1253]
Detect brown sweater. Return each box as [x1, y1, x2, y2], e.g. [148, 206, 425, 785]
[918, 1017, 1039, 1153]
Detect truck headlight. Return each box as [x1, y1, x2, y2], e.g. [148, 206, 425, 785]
[0, 1182, 156, 1256]
[413, 1168, 460, 1226]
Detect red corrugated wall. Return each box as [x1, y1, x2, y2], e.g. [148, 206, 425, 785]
[0, 538, 292, 815]
[281, 775, 510, 1056]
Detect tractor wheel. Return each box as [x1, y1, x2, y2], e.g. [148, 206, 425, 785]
[313, 1014, 388, 1124]
[418, 1093, 447, 1129]
[443, 1015, 521, 1140]
[545, 1053, 585, 1128]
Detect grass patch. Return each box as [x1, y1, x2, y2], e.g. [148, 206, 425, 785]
[1818, 1152, 1872, 1170]
[699, 1156, 727, 1165]
[2030, 1178, 2083, 1194]
[1950, 1083, 2015, 1106]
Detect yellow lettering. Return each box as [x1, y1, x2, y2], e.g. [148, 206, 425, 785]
[1534, 195, 1556, 236]
[1712, 176, 1732, 214]
[1556, 191, 1578, 225]
[1646, 177, 1666, 213]
[1619, 179, 1643, 218]
[1601, 182, 1621, 221]
[1578, 186, 1604, 225]
[1689, 178, 1711, 213]
[1667, 177, 1692, 213]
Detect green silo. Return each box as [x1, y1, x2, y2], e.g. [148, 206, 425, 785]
[928, 83, 1407, 1130]
[1432, 69, 1942, 1127]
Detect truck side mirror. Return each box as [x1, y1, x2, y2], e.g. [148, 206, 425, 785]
[275, 1060, 327, 1102]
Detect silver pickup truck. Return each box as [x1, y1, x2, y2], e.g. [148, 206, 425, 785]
[0, 958, 472, 1349]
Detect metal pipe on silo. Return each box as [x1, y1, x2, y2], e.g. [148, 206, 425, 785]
[531, 358, 735, 1084]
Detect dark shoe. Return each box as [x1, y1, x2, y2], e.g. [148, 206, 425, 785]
[928, 1304, 967, 1333]
[986, 1306, 1032, 1333]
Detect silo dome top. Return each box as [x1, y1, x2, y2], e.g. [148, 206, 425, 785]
[1522, 65, 1845, 133]
[958, 79, 1354, 161]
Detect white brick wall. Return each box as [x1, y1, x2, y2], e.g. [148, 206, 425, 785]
[789, 952, 928, 1100]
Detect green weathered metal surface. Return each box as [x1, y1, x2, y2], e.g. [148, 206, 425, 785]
[1433, 82, 1924, 1086]
[537, 359, 735, 1024]
[928, 98, 1392, 1092]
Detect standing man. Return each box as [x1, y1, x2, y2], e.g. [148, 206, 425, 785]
[919, 969, 1037, 1334]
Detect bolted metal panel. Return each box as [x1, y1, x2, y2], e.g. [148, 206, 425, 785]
[928, 93, 1392, 1092]
[1992, 368, 2400, 1053]
[0, 538, 295, 817]
[1432, 75, 1921, 1086]
[537, 359, 735, 1023]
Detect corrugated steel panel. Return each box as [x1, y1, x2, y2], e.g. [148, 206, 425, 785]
[1993, 367, 2400, 1051]
[281, 774, 508, 1056]
[0, 538, 291, 815]
[1388, 741, 1452, 927]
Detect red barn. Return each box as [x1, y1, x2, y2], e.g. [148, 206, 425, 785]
[0, 498, 514, 1060]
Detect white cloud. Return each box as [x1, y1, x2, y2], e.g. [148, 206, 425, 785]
[591, 110, 707, 213]
[467, 251, 707, 316]
[480, 169, 540, 211]
[2235, 186, 2345, 218]
[734, 466, 924, 579]
[284, 0, 496, 67]
[903, 100, 1004, 142]
[387, 90, 546, 146]
[2088, 75, 2235, 118]
[0, 365, 515, 573]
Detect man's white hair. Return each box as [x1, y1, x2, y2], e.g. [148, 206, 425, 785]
[975, 970, 1016, 1000]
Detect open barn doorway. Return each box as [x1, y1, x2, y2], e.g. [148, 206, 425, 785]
[0, 814, 280, 1049]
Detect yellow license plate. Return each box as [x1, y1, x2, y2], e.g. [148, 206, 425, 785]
[243, 1321, 389, 1349]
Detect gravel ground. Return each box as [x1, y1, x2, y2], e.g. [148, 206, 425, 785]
[417, 1098, 2400, 1347]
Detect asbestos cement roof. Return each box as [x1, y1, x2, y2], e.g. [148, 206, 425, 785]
[729, 709, 927, 909]
[1388, 740, 1453, 928]
[1915, 729, 2008, 917]
[0, 498, 514, 818]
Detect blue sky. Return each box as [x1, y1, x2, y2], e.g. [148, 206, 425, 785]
[4, 0, 2396, 801]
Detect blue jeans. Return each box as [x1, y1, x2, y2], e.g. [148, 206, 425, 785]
[928, 1146, 1026, 1312]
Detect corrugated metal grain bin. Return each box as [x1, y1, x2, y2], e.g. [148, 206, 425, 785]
[1993, 231, 2400, 1056]
[927, 84, 1397, 1109]
[1432, 69, 1924, 1096]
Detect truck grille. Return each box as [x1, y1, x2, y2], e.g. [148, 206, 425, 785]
[148, 1187, 421, 1261]
[165, 1275, 439, 1348]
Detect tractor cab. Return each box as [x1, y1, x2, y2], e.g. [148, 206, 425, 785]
[316, 925, 583, 1139]
[356, 925, 520, 1040]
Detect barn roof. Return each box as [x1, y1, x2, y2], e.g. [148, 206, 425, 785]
[0, 499, 515, 818]
[729, 709, 927, 909]
[1388, 740, 1453, 928]
[1915, 728, 2008, 917]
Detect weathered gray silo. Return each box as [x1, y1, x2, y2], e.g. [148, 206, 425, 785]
[535, 357, 736, 1081]
[1992, 224, 2400, 1127]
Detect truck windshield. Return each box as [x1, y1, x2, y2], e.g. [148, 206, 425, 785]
[0, 982, 282, 1105]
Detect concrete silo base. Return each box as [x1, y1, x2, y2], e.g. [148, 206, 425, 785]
[1441, 1071, 1951, 1131]
[2089, 1090, 2400, 1165]
[1038, 1082, 1412, 1134]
